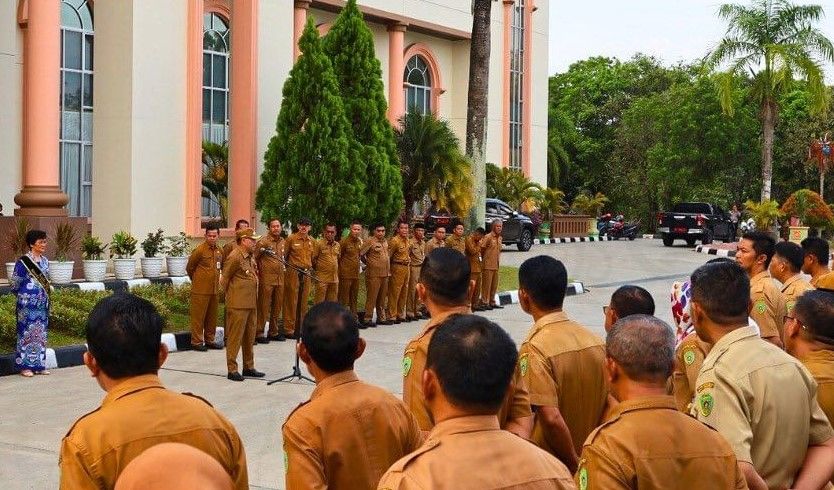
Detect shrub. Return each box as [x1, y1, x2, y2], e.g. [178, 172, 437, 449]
[781, 189, 834, 230]
[110, 231, 138, 259]
[141, 228, 167, 258]
[81, 235, 107, 260]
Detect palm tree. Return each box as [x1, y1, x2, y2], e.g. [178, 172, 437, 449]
[707, 0, 834, 201]
[201, 141, 229, 227]
[547, 107, 574, 188]
[486, 164, 543, 209]
[396, 112, 473, 222]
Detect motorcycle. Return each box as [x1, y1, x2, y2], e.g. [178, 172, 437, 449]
[597, 213, 614, 235]
[606, 215, 641, 240]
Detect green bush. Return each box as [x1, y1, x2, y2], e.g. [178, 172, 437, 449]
[0, 295, 17, 347]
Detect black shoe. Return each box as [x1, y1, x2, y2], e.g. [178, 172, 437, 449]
[255, 337, 270, 344]
[242, 369, 265, 378]
[405, 315, 415, 322]
[492, 304, 504, 309]
[393, 318, 403, 324]
[227, 372, 244, 381]
[285, 333, 299, 340]
[206, 342, 223, 350]
[358, 322, 369, 329]
[368, 322, 378, 328]
[382, 319, 395, 325]
[268, 334, 286, 342]
[191, 344, 208, 352]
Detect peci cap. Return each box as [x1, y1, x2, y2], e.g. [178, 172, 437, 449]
[236, 228, 261, 241]
[298, 217, 312, 226]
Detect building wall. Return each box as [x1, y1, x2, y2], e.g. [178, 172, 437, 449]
[530, 0, 550, 186]
[0, 2, 23, 214]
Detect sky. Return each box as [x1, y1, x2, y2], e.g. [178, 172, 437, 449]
[548, 0, 834, 80]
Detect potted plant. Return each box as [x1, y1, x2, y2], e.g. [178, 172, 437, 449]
[5, 218, 29, 280]
[166, 232, 191, 277]
[110, 230, 138, 280]
[81, 234, 108, 282]
[538, 187, 565, 238]
[48, 222, 78, 284]
[571, 192, 609, 236]
[140, 228, 167, 278]
[780, 189, 833, 243]
[744, 199, 783, 241]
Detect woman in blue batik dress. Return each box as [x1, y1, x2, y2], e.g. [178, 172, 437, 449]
[10, 229, 51, 377]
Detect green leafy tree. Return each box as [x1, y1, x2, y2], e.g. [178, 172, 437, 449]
[256, 19, 364, 230]
[485, 163, 543, 209]
[707, 0, 834, 201]
[547, 107, 574, 188]
[322, 0, 402, 225]
[201, 141, 228, 227]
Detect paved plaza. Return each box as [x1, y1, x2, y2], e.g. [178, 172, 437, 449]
[0, 240, 712, 489]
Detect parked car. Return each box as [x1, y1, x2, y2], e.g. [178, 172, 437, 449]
[657, 202, 736, 247]
[423, 198, 536, 251]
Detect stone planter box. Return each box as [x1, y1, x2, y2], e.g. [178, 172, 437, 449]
[48, 261, 75, 285]
[140, 257, 165, 278]
[551, 215, 592, 238]
[166, 256, 188, 277]
[82, 260, 108, 282]
[113, 258, 137, 280]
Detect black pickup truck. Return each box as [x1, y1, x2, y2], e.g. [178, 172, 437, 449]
[657, 202, 736, 247]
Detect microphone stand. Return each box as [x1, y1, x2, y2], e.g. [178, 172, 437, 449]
[260, 247, 320, 385]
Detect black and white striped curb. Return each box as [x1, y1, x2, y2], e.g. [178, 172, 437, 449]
[534, 236, 612, 245]
[694, 245, 737, 258]
[0, 276, 191, 296]
[495, 282, 585, 305]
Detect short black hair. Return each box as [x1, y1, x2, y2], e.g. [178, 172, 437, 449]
[426, 314, 518, 412]
[324, 223, 336, 230]
[267, 218, 281, 227]
[690, 261, 750, 324]
[350, 220, 363, 227]
[204, 224, 220, 233]
[372, 223, 385, 231]
[25, 229, 47, 247]
[475, 227, 486, 234]
[774, 241, 804, 272]
[86, 293, 165, 379]
[420, 248, 471, 306]
[434, 226, 446, 233]
[742, 231, 776, 268]
[413, 222, 425, 231]
[301, 302, 360, 373]
[795, 291, 834, 345]
[607, 315, 675, 382]
[518, 256, 568, 309]
[802, 237, 830, 266]
[397, 221, 409, 228]
[234, 219, 249, 229]
[610, 285, 655, 317]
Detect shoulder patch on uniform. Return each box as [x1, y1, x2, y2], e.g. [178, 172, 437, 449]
[786, 301, 796, 312]
[578, 466, 588, 490]
[698, 392, 714, 417]
[182, 392, 214, 407]
[696, 381, 714, 393]
[519, 352, 529, 377]
[683, 348, 696, 366]
[754, 299, 767, 314]
[402, 356, 413, 377]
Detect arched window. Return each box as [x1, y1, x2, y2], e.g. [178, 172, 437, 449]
[60, 0, 94, 217]
[202, 12, 230, 218]
[404, 55, 432, 115]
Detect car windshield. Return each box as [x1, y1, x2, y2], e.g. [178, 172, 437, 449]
[672, 203, 711, 214]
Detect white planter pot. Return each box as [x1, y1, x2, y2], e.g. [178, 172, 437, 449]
[5, 262, 15, 281]
[113, 258, 137, 280]
[141, 257, 165, 278]
[48, 261, 75, 285]
[83, 259, 108, 282]
[166, 256, 188, 277]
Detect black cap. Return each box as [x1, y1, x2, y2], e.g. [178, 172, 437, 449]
[298, 217, 312, 225]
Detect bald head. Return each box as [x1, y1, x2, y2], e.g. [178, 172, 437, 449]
[607, 315, 675, 384]
[115, 443, 233, 490]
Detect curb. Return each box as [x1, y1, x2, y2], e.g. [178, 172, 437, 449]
[0, 276, 190, 296]
[694, 245, 737, 258]
[495, 282, 585, 305]
[534, 236, 612, 244]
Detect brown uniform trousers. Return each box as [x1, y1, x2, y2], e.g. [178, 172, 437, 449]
[361, 238, 390, 323]
[387, 235, 411, 321]
[186, 242, 222, 346]
[378, 415, 574, 490]
[749, 270, 787, 347]
[782, 274, 814, 313]
[402, 308, 532, 431]
[519, 311, 609, 456]
[465, 234, 482, 307]
[59, 375, 248, 490]
[313, 238, 340, 304]
[255, 235, 285, 337]
[283, 233, 315, 334]
[406, 238, 425, 318]
[338, 235, 362, 315]
[222, 247, 258, 373]
[671, 332, 711, 412]
[576, 396, 747, 490]
[282, 371, 424, 489]
[445, 234, 466, 254]
[480, 232, 501, 305]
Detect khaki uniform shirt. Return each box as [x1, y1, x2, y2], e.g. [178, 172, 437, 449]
[361, 238, 390, 278]
[403, 308, 532, 431]
[691, 326, 834, 489]
[577, 396, 746, 490]
[464, 235, 482, 274]
[339, 235, 363, 280]
[481, 232, 501, 271]
[671, 332, 711, 412]
[424, 237, 445, 257]
[811, 271, 833, 288]
[408, 238, 425, 267]
[255, 235, 285, 286]
[313, 238, 340, 283]
[519, 311, 608, 455]
[284, 232, 314, 269]
[221, 240, 236, 261]
[186, 242, 222, 295]
[388, 235, 411, 266]
[283, 371, 423, 490]
[221, 247, 258, 309]
[59, 375, 248, 490]
[781, 274, 814, 313]
[445, 235, 466, 254]
[748, 270, 787, 344]
[377, 415, 575, 490]
[800, 350, 834, 426]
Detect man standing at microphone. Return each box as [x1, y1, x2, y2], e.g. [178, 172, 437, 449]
[255, 219, 286, 343]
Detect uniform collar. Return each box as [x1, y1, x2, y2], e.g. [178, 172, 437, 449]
[701, 325, 758, 370]
[750, 270, 771, 283]
[429, 415, 500, 439]
[311, 370, 359, 400]
[417, 306, 472, 339]
[781, 274, 802, 292]
[608, 395, 677, 419]
[102, 374, 164, 407]
[205, 241, 218, 250]
[524, 310, 569, 342]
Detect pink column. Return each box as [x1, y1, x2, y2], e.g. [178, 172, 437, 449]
[522, 1, 533, 177]
[387, 22, 407, 125]
[14, 0, 68, 216]
[293, 0, 311, 61]
[501, 0, 513, 169]
[228, 0, 259, 227]
[185, 0, 205, 235]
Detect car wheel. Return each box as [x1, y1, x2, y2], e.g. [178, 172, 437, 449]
[686, 238, 696, 247]
[662, 235, 674, 247]
[517, 229, 533, 252]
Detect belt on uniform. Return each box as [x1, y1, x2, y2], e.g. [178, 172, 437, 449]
[392, 261, 410, 266]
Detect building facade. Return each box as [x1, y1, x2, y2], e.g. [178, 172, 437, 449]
[0, 0, 549, 242]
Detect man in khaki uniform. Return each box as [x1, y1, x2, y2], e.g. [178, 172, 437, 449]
[424, 226, 446, 256]
[60, 294, 248, 489]
[480, 220, 503, 309]
[338, 221, 363, 316]
[283, 302, 423, 489]
[360, 224, 390, 327]
[186, 225, 223, 351]
[221, 228, 264, 381]
[445, 223, 466, 254]
[405, 223, 426, 322]
[576, 315, 747, 490]
[735, 231, 787, 346]
[465, 227, 485, 310]
[602, 285, 655, 333]
[671, 331, 711, 412]
[518, 255, 608, 473]
[221, 219, 250, 260]
[689, 260, 834, 489]
[402, 248, 532, 437]
[771, 241, 814, 313]
[380, 315, 573, 490]
[387, 222, 411, 324]
[283, 218, 315, 337]
[255, 219, 285, 343]
[313, 223, 340, 304]
[802, 236, 832, 287]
